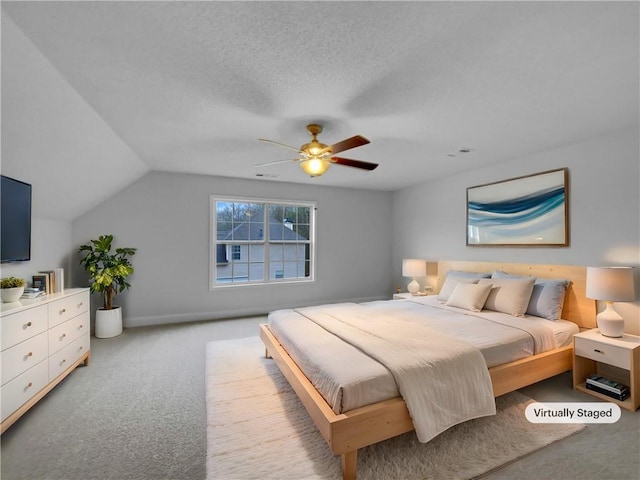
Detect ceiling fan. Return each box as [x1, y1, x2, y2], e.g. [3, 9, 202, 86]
[256, 124, 378, 177]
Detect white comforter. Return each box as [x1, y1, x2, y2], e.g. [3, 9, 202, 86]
[295, 303, 497, 443]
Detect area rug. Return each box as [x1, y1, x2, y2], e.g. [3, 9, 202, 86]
[206, 337, 585, 480]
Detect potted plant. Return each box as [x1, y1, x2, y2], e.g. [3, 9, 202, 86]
[78, 234, 136, 338]
[1, 276, 26, 303]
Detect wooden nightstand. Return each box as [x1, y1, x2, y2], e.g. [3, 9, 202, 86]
[392, 292, 432, 300]
[572, 329, 640, 411]
[393, 292, 413, 300]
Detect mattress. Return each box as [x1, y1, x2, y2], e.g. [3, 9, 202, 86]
[267, 295, 578, 414]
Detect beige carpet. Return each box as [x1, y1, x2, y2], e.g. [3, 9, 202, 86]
[206, 337, 585, 480]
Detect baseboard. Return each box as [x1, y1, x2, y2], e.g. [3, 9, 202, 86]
[126, 294, 389, 328]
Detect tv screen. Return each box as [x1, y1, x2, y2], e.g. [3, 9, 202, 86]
[1, 175, 32, 263]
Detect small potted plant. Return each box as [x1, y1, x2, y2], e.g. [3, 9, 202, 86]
[1, 276, 26, 303]
[78, 234, 136, 338]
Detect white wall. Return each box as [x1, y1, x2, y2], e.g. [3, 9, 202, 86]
[71, 172, 394, 327]
[392, 127, 640, 334]
[0, 219, 73, 287]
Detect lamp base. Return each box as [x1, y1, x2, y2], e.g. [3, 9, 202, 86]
[597, 303, 625, 338]
[407, 279, 420, 295]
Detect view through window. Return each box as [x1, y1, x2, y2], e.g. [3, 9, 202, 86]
[211, 197, 315, 286]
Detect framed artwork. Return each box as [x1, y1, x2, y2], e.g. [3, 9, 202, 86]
[467, 168, 568, 247]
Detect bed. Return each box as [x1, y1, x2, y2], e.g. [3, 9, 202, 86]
[259, 261, 595, 480]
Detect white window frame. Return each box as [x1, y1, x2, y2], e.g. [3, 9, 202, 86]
[210, 195, 317, 289]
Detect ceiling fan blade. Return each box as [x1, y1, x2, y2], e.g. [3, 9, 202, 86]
[259, 138, 303, 154]
[254, 158, 299, 167]
[331, 157, 379, 171]
[321, 135, 370, 155]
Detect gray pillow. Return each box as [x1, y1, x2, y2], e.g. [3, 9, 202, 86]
[527, 279, 570, 320]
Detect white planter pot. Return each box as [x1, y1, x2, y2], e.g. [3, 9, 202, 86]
[1, 286, 24, 303]
[95, 307, 123, 338]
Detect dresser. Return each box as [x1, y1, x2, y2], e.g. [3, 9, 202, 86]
[1, 288, 90, 433]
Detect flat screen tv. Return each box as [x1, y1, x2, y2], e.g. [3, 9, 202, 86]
[1, 175, 32, 263]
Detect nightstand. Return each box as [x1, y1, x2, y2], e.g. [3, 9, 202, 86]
[393, 292, 433, 300]
[572, 329, 640, 411]
[393, 292, 413, 300]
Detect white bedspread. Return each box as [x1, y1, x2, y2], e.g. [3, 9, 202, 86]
[295, 303, 497, 443]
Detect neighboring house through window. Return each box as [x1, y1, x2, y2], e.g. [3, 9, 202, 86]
[211, 197, 315, 287]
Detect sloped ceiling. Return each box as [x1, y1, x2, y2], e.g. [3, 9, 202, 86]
[1, 1, 638, 221]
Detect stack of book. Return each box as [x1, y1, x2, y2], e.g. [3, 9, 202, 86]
[586, 374, 630, 401]
[32, 269, 64, 295]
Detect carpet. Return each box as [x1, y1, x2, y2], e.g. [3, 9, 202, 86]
[206, 337, 585, 480]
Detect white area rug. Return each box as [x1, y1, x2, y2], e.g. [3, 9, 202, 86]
[206, 337, 585, 480]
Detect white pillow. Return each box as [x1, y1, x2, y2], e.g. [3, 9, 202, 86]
[437, 277, 479, 302]
[445, 282, 493, 312]
[478, 277, 536, 317]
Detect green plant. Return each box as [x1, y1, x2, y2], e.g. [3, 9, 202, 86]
[78, 234, 136, 310]
[1, 277, 26, 289]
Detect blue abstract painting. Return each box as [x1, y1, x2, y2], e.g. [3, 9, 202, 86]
[467, 168, 568, 246]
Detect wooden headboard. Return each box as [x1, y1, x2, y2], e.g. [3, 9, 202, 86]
[436, 260, 595, 329]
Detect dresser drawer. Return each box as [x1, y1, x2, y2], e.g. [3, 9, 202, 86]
[49, 335, 90, 381]
[48, 311, 89, 355]
[1, 360, 49, 422]
[48, 291, 89, 328]
[575, 336, 630, 370]
[1, 305, 48, 352]
[1, 332, 48, 386]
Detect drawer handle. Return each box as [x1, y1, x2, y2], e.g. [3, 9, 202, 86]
[77, 302, 83, 308]
[27, 352, 33, 357]
[25, 321, 32, 328]
[61, 333, 67, 340]
[59, 308, 67, 315]
[61, 359, 66, 365]
[593, 349, 605, 354]
[79, 346, 83, 351]
[79, 324, 84, 329]
[26, 382, 33, 389]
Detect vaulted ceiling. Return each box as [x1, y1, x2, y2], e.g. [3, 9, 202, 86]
[2, 2, 638, 220]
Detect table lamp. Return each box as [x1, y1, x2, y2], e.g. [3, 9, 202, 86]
[586, 266, 635, 337]
[402, 259, 426, 295]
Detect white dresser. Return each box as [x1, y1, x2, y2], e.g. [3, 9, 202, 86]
[1, 288, 90, 433]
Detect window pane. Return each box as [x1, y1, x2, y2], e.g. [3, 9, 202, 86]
[270, 243, 284, 261]
[248, 262, 264, 282]
[284, 243, 301, 261]
[284, 261, 303, 279]
[248, 244, 264, 262]
[232, 262, 248, 283]
[296, 224, 310, 241]
[269, 261, 284, 280]
[216, 263, 233, 283]
[217, 202, 233, 222]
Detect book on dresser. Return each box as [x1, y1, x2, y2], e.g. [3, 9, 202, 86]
[38, 270, 56, 293]
[32, 274, 50, 294]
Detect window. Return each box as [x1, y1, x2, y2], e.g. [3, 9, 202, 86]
[211, 197, 315, 287]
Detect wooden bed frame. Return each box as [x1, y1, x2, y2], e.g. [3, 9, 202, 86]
[259, 261, 595, 480]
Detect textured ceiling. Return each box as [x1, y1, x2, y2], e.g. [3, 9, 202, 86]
[2, 1, 639, 213]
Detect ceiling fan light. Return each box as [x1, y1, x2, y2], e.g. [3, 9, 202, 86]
[300, 158, 330, 177]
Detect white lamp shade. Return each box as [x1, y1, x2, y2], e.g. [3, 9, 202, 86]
[586, 267, 635, 301]
[586, 266, 634, 337]
[402, 259, 426, 278]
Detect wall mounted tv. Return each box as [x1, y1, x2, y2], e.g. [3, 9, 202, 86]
[1, 175, 32, 263]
